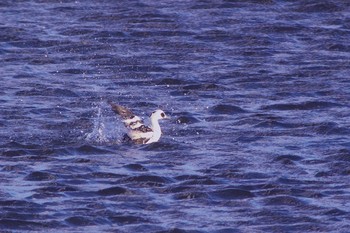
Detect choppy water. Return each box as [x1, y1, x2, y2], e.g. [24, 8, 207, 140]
[1, 0, 350, 232]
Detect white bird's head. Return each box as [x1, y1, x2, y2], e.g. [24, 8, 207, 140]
[150, 109, 168, 121]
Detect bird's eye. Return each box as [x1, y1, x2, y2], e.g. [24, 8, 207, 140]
[161, 112, 165, 118]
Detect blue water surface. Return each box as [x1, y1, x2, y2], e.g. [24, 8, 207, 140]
[0, 1, 350, 232]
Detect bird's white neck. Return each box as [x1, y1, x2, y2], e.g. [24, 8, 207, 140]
[150, 118, 162, 142]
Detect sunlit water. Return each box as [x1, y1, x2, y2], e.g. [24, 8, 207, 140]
[1, 1, 350, 232]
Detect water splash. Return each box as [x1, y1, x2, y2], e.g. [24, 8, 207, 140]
[85, 102, 124, 144]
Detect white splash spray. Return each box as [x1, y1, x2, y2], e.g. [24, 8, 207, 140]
[85, 102, 124, 144]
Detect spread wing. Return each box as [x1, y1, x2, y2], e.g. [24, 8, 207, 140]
[109, 102, 134, 119]
[108, 101, 153, 143]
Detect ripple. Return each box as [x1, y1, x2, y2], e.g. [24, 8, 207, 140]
[0, 219, 45, 230]
[179, 178, 218, 186]
[1, 141, 41, 150]
[65, 216, 93, 226]
[211, 188, 254, 200]
[10, 38, 61, 48]
[60, 28, 95, 36]
[2, 149, 27, 157]
[173, 191, 209, 200]
[124, 163, 148, 172]
[73, 145, 112, 154]
[141, 141, 188, 151]
[161, 185, 193, 194]
[59, 68, 92, 75]
[312, 122, 350, 135]
[156, 228, 204, 233]
[264, 196, 306, 206]
[295, 2, 342, 13]
[97, 186, 128, 196]
[260, 24, 306, 34]
[34, 184, 79, 194]
[0, 200, 42, 208]
[16, 88, 78, 98]
[273, 155, 304, 165]
[210, 104, 247, 114]
[182, 83, 223, 91]
[324, 208, 348, 216]
[326, 149, 350, 161]
[261, 101, 342, 111]
[91, 172, 126, 179]
[175, 114, 200, 124]
[315, 171, 333, 178]
[326, 43, 350, 52]
[254, 120, 301, 129]
[25, 171, 56, 182]
[122, 175, 172, 187]
[93, 30, 126, 38]
[157, 78, 190, 85]
[107, 214, 148, 225]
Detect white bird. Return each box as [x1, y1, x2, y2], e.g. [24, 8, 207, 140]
[108, 102, 168, 144]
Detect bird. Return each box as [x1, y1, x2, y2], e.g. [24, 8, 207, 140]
[108, 101, 168, 144]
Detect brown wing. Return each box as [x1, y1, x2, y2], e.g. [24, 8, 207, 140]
[108, 101, 135, 119]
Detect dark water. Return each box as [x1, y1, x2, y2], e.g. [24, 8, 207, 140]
[1, 0, 350, 232]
